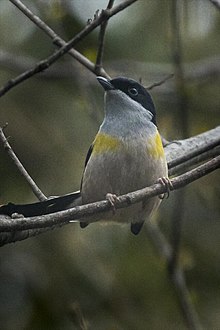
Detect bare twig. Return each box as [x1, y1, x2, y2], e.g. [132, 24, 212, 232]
[1, 49, 219, 86]
[2, 0, 137, 97]
[0, 125, 47, 201]
[0, 155, 219, 233]
[95, 0, 115, 74]
[8, 0, 107, 78]
[146, 74, 174, 90]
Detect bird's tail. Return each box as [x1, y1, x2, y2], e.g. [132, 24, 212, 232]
[0, 191, 81, 217]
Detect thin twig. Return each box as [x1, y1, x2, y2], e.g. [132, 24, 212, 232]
[2, 0, 138, 97]
[95, 0, 115, 74]
[146, 74, 174, 90]
[0, 125, 47, 201]
[0, 155, 219, 233]
[9, 0, 108, 78]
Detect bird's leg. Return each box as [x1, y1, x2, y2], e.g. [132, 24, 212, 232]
[157, 177, 173, 199]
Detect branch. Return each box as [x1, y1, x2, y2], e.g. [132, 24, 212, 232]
[1, 50, 219, 86]
[0, 50, 83, 79]
[8, 0, 109, 78]
[0, 155, 219, 234]
[146, 74, 174, 90]
[2, 0, 137, 97]
[0, 125, 47, 201]
[169, 145, 220, 176]
[166, 126, 220, 165]
[0, 126, 219, 244]
[95, 0, 115, 74]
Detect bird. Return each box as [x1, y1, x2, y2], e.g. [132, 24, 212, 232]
[0, 76, 168, 235]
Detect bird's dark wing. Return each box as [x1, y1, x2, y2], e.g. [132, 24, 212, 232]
[0, 191, 81, 217]
[79, 143, 94, 229]
[80, 143, 94, 191]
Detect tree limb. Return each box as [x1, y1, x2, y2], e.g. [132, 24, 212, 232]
[0, 154, 219, 234]
[165, 126, 220, 165]
[0, 126, 219, 243]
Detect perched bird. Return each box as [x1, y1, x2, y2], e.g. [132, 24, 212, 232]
[0, 76, 168, 235]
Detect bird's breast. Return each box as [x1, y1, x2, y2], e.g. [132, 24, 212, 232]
[81, 131, 167, 203]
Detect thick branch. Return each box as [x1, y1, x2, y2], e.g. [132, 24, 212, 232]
[166, 126, 220, 165]
[0, 126, 219, 245]
[0, 155, 219, 233]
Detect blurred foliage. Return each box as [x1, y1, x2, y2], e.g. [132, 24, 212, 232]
[0, 0, 220, 329]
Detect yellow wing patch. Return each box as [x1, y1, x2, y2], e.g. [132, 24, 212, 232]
[93, 133, 121, 154]
[147, 132, 165, 159]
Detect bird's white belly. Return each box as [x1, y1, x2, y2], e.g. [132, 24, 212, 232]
[81, 141, 167, 224]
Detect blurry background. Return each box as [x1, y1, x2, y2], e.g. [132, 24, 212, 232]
[0, 0, 220, 329]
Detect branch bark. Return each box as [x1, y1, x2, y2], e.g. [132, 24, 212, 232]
[0, 154, 219, 233]
[0, 126, 219, 246]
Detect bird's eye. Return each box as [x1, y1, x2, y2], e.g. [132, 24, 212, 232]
[128, 87, 138, 96]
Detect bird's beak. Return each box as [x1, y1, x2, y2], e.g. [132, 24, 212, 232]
[97, 76, 115, 91]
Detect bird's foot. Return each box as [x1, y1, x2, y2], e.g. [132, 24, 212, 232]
[106, 193, 119, 214]
[157, 177, 173, 199]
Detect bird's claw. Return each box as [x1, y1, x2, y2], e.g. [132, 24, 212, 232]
[106, 193, 119, 214]
[157, 177, 173, 199]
